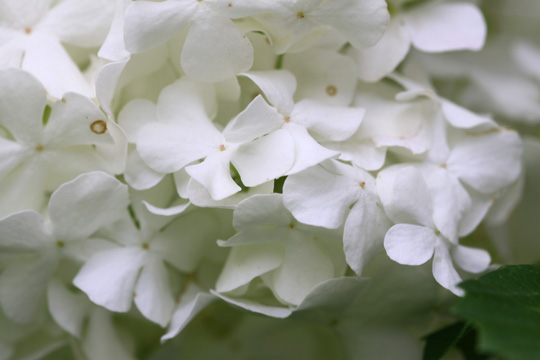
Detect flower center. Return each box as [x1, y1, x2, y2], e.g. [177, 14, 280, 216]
[326, 85, 337, 96]
[90, 120, 107, 134]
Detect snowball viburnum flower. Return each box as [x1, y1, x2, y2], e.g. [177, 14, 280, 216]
[351, 0, 486, 82]
[132, 77, 295, 200]
[215, 194, 346, 307]
[123, 0, 261, 82]
[73, 205, 225, 329]
[0, 69, 125, 218]
[0, 0, 115, 97]
[378, 166, 491, 295]
[252, 0, 390, 54]
[242, 70, 364, 175]
[283, 160, 390, 275]
[0, 172, 130, 324]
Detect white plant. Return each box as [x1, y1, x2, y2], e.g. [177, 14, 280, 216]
[0, 0, 533, 359]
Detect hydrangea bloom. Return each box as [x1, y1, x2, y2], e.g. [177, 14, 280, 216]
[0, 1, 535, 359]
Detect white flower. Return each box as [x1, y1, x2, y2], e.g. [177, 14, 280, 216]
[123, 0, 263, 82]
[0, 172, 129, 323]
[253, 0, 390, 54]
[133, 77, 295, 200]
[0, 69, 126, 217]
[378, 166, 491, 295]
[74, 205, 226, 328]
[283, 160, 390, 275]
[215, 194, 346, 307]
[242, 70, 364, 174]
[351, 1, 486, 82]
[0, 0, 115, 97]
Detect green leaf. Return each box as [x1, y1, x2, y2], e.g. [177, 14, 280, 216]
[423, 322, 469, 360]
[454, 265, 540, 360]
[422, 322, 489, 360]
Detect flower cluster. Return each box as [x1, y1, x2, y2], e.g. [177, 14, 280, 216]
[0, 0, 536, 359]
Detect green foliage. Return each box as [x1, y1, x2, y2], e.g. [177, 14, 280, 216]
[454, 265, 540, 360]
[422, 322, 488, 360]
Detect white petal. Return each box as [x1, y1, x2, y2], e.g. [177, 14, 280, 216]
[351, 17, 411, 82]
[187, 178, 274, 209]
[0, 68, 45, 144]
[344, 193, 391, 275]
[291, 99, 364, 141]
[215, 243, 284, 293]
[220, 226, 292, 247]
[134, 257, 175, 327]
[284, 48, 357, 106]
[47, 279, 91, 338]
[223, 95, 283, 144]
[37, 0, 115, 47]
[40, 147, 119, 190]
[181, 12, 253, 82]
[151, 211, 218, 273]
[0, 161, 47, 219]
[118, 99, 157, 143]
[22, 33, 93, 98]
[312, 0, 389, 49]
[424, 166, 471, 243]
[232, 130, 295, 187]
[94, 59, 129, 116]
[0, 255, 58, 323]
[432, 242, 463, 296]
[142, 201, 190, 218]
[233, 194, 292, 230]
[174, 169, 191, 199]
[156, 78, 216, 126]
[212, 291, 292, 318]
[137, 122, 221, 174]
[0, 210, 53, 249]
[50, 172, 129, 241]
[241, 70, 297, 114]
[384, 224, 436, 266]
[452, 245, 490, 274]
[41, 93, 114, 147]
[0, 0, 51, 27]
[447, 130, 523, 193]
[388, 166, 434, 227]
[124, 151, 165, 191]
[82, 308, 136, 360]
[185, 151, 241, 200]
[513, 41, 540, 81]
[327, 136, 387, 171]
[124, 0, 194, 53]
[269, 236, 336, 306]
[441, 100, 495, 129]
[98, 0, 130, 61]
[284, 123, 338, 175]
[283, 164, 360, 229]
[295, 277, 366, 312]
[62, 237, 119, 264]
[73, 247, 147, 312]
[406, 2, 486, 53]
[162, 285, 214, 342]
[0, 37, 25, 68]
